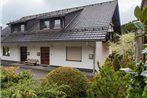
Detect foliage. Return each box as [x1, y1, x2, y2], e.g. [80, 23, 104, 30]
[126, 61, 147, 98]
[110, 33, 135, 55]
[123, 6, 147, 98]
[37, 81, 71, 98]
[1, 68, 37, 98]
[19, 70, 33, 80]
[110, 33, 135, 68]
[1, 79, 37, 98]
[87, 65, 129, 98]
[45, 67, 89, 98]
[1, 67, 20, 89]
[103, 57, 113, 67]
[120, 53, 136, 69]
[113, 54, 121, 71]
[1, 68, 71, 98]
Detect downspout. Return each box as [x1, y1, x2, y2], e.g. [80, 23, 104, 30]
[87, 42, 96, 74]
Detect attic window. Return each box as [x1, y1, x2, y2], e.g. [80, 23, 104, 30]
[43, 20, 50, 29]
[20, 24, 25, 31]
[54, 19, 61, 29]
[13, 27, 19, 33]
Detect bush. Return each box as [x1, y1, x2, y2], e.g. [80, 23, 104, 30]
[113, 54, 121, 71]
[1, 68, 70, 98]
[1, 68, 20, 89]
[103, 58, 113, 67]
[87, 66, 129, 98]
[37, 82, 71, 98]
[1, 79, 37, 98]
[44, 67, 89, 98]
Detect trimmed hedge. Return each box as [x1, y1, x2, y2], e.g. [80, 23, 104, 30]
[45, 67, 89, 98]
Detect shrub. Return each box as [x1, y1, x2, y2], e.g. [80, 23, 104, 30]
[0, 68, 37, 98]
[1, 68, 70, 98]
[1, 68, 20, 89]
[87, 66, 129, 98]
[45, 67, 89, 98]
[103, 57, 113, 67]
[110, 33, 135, 68]
[19, 70, 33, 80]
[37, 82, 71, 98]
[113, 54, 121, 71]
[1, 79, 37, 98]
[126, 61, 147, 98]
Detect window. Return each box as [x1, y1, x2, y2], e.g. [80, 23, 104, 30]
[66, 47, 82, 62]
[54, 19, 61, 29]
[3, 47, 10, 56]
[13, 27, 19, 33]
[20, 24, 25, 31]
[44, 20, 50, 29]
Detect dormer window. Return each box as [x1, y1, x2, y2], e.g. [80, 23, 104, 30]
[11, 24, 25, 33]
[13, 27, 19, 33]
[54, 19, 61, 29]
[44, 20, 50, 29]
[20, 24, 25, 31]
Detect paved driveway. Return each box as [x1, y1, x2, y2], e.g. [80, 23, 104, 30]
[1, 60, 95, 79]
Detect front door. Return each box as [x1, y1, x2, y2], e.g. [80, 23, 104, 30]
[20, 47, 27, 62]
[41, 47, 50, 65]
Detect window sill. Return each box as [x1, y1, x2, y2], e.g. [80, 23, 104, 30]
[66, 59, 82, 62]
[3, 55, 10, 57]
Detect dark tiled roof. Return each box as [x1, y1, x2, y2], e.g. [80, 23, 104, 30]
[8, 7, 83, 24]
[2, 0, 119, 43]
[66, 1, 117, 30]
[2, 29, 107, 43]
[1, 27, 11, 40]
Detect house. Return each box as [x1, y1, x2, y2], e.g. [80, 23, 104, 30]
[1, 0, 121, 71]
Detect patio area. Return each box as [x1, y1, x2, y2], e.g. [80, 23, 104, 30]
[1, 60, 95, 78]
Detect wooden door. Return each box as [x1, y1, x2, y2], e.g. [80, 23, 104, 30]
[41, 47, 50, 64]
[20, 47, 27, 62]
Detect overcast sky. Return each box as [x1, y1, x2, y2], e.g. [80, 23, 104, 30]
[0, 0, 142, 28]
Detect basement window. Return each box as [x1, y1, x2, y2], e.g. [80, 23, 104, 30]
[3, 46, 10, 56]
[66, 47, 82, 62]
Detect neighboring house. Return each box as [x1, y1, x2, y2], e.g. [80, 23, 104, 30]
[1, 0, 121, 71]
[136, 0, 147, 61]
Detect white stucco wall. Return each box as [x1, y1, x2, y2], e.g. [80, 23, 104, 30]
[26, 42, 94, 69]
[50, 42, 94, 69]
[1, 42, 109, 70]
[1, 45, 20, 61]
[95, 42, 110, 67]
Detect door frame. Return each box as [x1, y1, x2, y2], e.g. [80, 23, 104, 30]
[40, 47, 50, 65]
